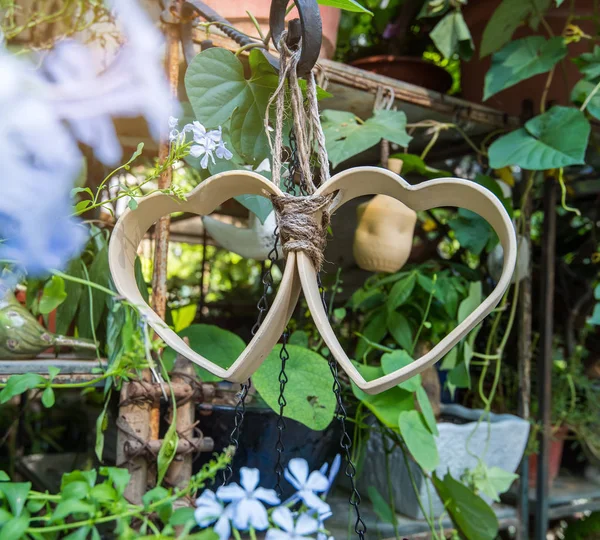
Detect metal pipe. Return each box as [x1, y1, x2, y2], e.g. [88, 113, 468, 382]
[535, 178, 557, 539]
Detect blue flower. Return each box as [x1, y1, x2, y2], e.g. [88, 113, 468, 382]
[194, 489, 234, 540]
[284, 458, 331, 516]
[217, 467, 281, 531]
[266, 507, 319, 540]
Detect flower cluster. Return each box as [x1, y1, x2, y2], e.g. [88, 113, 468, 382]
[0, 0, 173, 292]
[195, 456, 340, 540]
[169, 117, 233, 169]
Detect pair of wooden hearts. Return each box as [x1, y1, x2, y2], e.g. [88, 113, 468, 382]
[109, 167, 516, 395]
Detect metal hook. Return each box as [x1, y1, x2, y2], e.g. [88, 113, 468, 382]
[269, 0, 322, 76]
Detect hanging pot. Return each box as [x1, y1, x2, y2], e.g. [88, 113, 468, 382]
[350, 56, 453, 93]
[353, 158, 417, 273]
[198, 1, 341, 60]
[461, 0, 595, 116]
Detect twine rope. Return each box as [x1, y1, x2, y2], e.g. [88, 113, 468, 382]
[264, 34, 333, 270]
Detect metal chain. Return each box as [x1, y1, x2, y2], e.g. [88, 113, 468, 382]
[222, 378, 251, 485]
[317, 273, 367, 539]
[273, 329, 290, 496]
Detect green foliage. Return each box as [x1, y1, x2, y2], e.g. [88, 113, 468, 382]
[484, 36, 566, 100]
[0, 455, 231, 539]
[389, 153, 452, 179]
[574, 46, 600, 81]
[448, 209, 497, 255]
[253, 345, 336, 431]
[432, 472, 499, 540]
[317, 0, 372, 14]
[39, 276, 67, 315]
[489, 106, 591, 170]
[398, 409, 439, 470]
[185, 49, 287, 166]
[430, 10, 473, 60]
[462, 462, 518, 502]
[322, 109, 412, 168]
[571, 79, 600, 121]
[367, 486, 396, 524]
[479, 0, 551, 57]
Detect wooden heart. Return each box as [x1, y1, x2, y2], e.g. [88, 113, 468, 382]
[108, 171, 301, 382]
[297, 167, 517, 394]
[109, 168, 516, 395]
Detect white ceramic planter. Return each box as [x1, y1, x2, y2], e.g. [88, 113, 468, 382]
[360, 404, 530, 519]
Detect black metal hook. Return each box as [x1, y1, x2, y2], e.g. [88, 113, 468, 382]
[269, 0, 322, 76]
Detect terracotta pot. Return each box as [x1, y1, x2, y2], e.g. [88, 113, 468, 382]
[199, 0, 341, 59]
[528, 426, 568, 488]
[461, 0, 595, 116]
[351, 55, 453, 93]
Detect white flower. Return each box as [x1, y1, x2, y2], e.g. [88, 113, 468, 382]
[266, 507, 319, 540]
[284, 458, 331, 515]
[217, 467, 280, 531]
[194, 490, 233, 540]
[169, 116, 179, 129]
[216, 138, 233, 160]
[319, 455, 341, 498]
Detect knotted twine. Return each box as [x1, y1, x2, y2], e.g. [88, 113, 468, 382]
[264, 34, 333, 271]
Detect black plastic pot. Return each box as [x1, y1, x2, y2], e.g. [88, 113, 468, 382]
[194, 404, 342, 499]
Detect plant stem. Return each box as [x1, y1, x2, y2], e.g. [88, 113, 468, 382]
[411, 274, 437, 353]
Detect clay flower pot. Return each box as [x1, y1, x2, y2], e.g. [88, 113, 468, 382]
[199, 0, 341, 59]
[351, 55, 453, 94]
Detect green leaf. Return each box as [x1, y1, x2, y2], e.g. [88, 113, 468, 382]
[61, 470, 97, 490]
[571, 79, 600, 121]
[389, 153, 451, 179]
[473, 174, 514, 216]
[64, 526, 92, 540]
[99, 467, 130, 496]
[484, 37, 566, 100]
[185, 49, 276, 165]
[317, 0, 372, 14]
[95, 389, 112, 462]
[0, 471, 9, 481]
[134, 256, 149, 303]
[430, 10, 474, 60]
[479, 0, 551, 57]
[356, 308, 388, 359]
[588, 303, 600, 326]
[432, 472, 499, 540]
[0, 373, 45, 404]
[90, 483, 117, 503]
[52, 499, 95, 522]
[322, 109, 412, 168]
[387, 311, 413, 351]
[367, 486, 396, 524]
[77, 247, 110, 340]
[61, 481, 90, 500]
[288, 330, 309, 348]
[39, 276, 67, 314]
[0, 516, 29, 540]
[41, 386, 55, 408]
[449, 209, 496, 255]
[416, 385, 438, 435]
[398, 410, 439, 470]
[254, 345, 336, 431]
[48, 366, 60, 380]
[234, 195, 273, 224]
[171, 304, 197, 333]
[26, 499, 44, 513]
[351, 362, 414, 429]
[169, 507, 196, 526]
[387, 273, 416, 313]
[574, 45, 600, 81]
[472, 463, 518, 502]
[127, 199, 138, 210]
[163, 324, 245, 380]
[157, 421, 179, 486]
[458, 282, 482, 324]
[382, 350, 421, 392]
[0, 482, 31, 516]
[489, 106, 590, 170]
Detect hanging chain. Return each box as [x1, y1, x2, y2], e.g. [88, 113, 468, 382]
[317, 273, 367, 539]
[222, 378, 251, 485]
[273, 329, 290, 496]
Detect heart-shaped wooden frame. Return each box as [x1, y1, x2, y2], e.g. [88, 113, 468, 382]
[109, 171, 301, 382]
[109, 167, 516, 395]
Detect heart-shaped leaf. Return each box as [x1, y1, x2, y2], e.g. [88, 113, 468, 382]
[253, 345, 336, 431]
[489, 106, 590, 170]
[484, 37, 566, 100]
[322, 110, 412, 168]
[431, 10, 474, 60]
[387, 311, 413, 351]
[382, 350, 421, 392]
[39, 276, 67, 314]
[572, 79, 600, 121]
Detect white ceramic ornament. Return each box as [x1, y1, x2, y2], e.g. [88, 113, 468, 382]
[202, 211, 282, 261]
[109, 167, 517, 395]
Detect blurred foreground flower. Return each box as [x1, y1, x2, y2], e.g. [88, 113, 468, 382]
[0, 0, 175, 290]
[266, 507, 320, 540]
